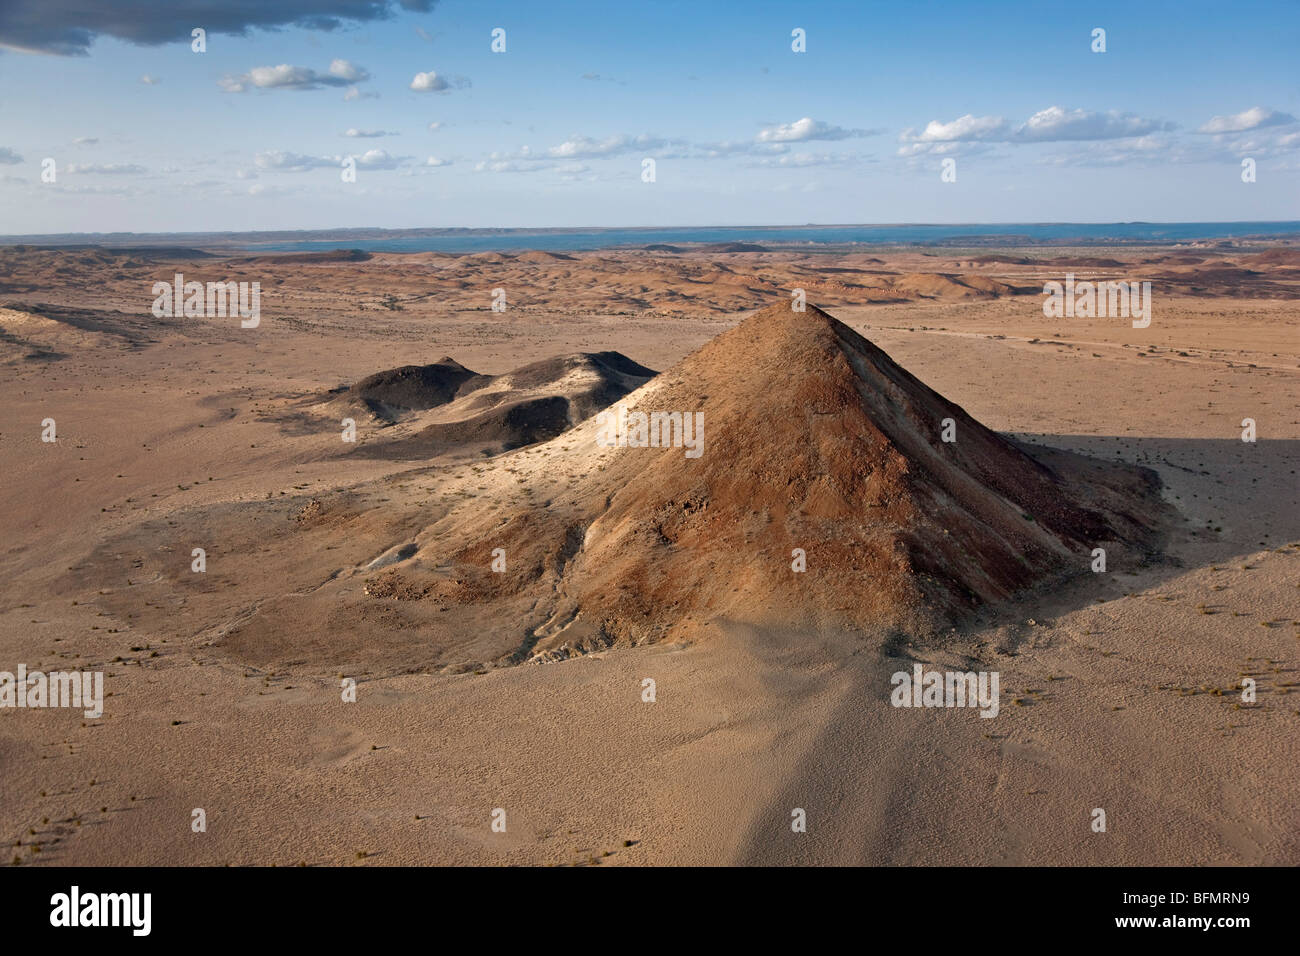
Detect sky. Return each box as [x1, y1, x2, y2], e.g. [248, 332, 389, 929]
[0, 0, 1297, 234]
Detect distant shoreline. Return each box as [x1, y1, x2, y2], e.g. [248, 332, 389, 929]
[3, 221, 1299, 254]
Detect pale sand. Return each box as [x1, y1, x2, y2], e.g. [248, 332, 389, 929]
[0, 246, 1296, 865]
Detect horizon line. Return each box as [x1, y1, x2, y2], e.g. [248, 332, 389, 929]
[4, 219, 1300, 241]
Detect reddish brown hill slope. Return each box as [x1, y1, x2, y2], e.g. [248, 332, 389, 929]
[430, 302, 1170, 659]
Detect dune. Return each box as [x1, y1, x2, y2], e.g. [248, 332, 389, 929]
[458, 251, 513, 265]
[514, 250, 577, 263]
[1045, 256, 1127, 269]
[340, 350, 656, 458]
[893, 273, 1007, 298]
[953, 274, 1019, 295]
[1244, 249, 1300, 267]
[337, 357, 489, 421]
[701, 242, 768, 253]
[0, 305, 89, 361]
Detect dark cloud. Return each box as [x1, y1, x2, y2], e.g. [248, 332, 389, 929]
[0, 0, 439, 56]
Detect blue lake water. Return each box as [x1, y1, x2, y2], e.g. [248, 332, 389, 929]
[252, 222, 1300, 254]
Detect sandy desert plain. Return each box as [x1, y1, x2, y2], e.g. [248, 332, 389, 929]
[0, 239, 1296, 866]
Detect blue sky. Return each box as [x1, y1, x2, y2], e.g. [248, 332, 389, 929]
[1, 0, 1297, 233]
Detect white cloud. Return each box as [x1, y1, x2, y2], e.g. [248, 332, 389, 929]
[1038, 133, 1182, 168]
[475, 159, 533, 173]
[65, 162, 147, 174]
[1015, 106, 1173, 142]
[745, 151, 864, 168]
[352, 149, 404, 169]
[139, 74, 159, 85]
[411, 70, 469, 92]
[73, 137, 98, 145]
[328, 59, 366, 82]
[899, 106, 1174, 156]
[428, 121, 443, 131]
[425, 156, 450, 167]
[221, 62, 371, 93]
[475, 149, 567, 173]
[1207, 126, 1300, 160]
[897, 140, 975, 157]
[474, 156, 592, 177]
[344, 128, 395, 138]
[555, 162, 595, 181]
[254, 150, 337, 171]
[547, 134, 668, 158]
[1043, 120, 1300, 167]
[476, 135, 683, 170]
[1197, 106, 1297, 134]
[756, 117, 874, 142]
[901, 114, 1010, 144]
[698, 140, 787, 157]
[0, 147, 23, 164]
[475, 125, 877, 170]
[253, 148, 409, 172]
[410, 71, 447, 91]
